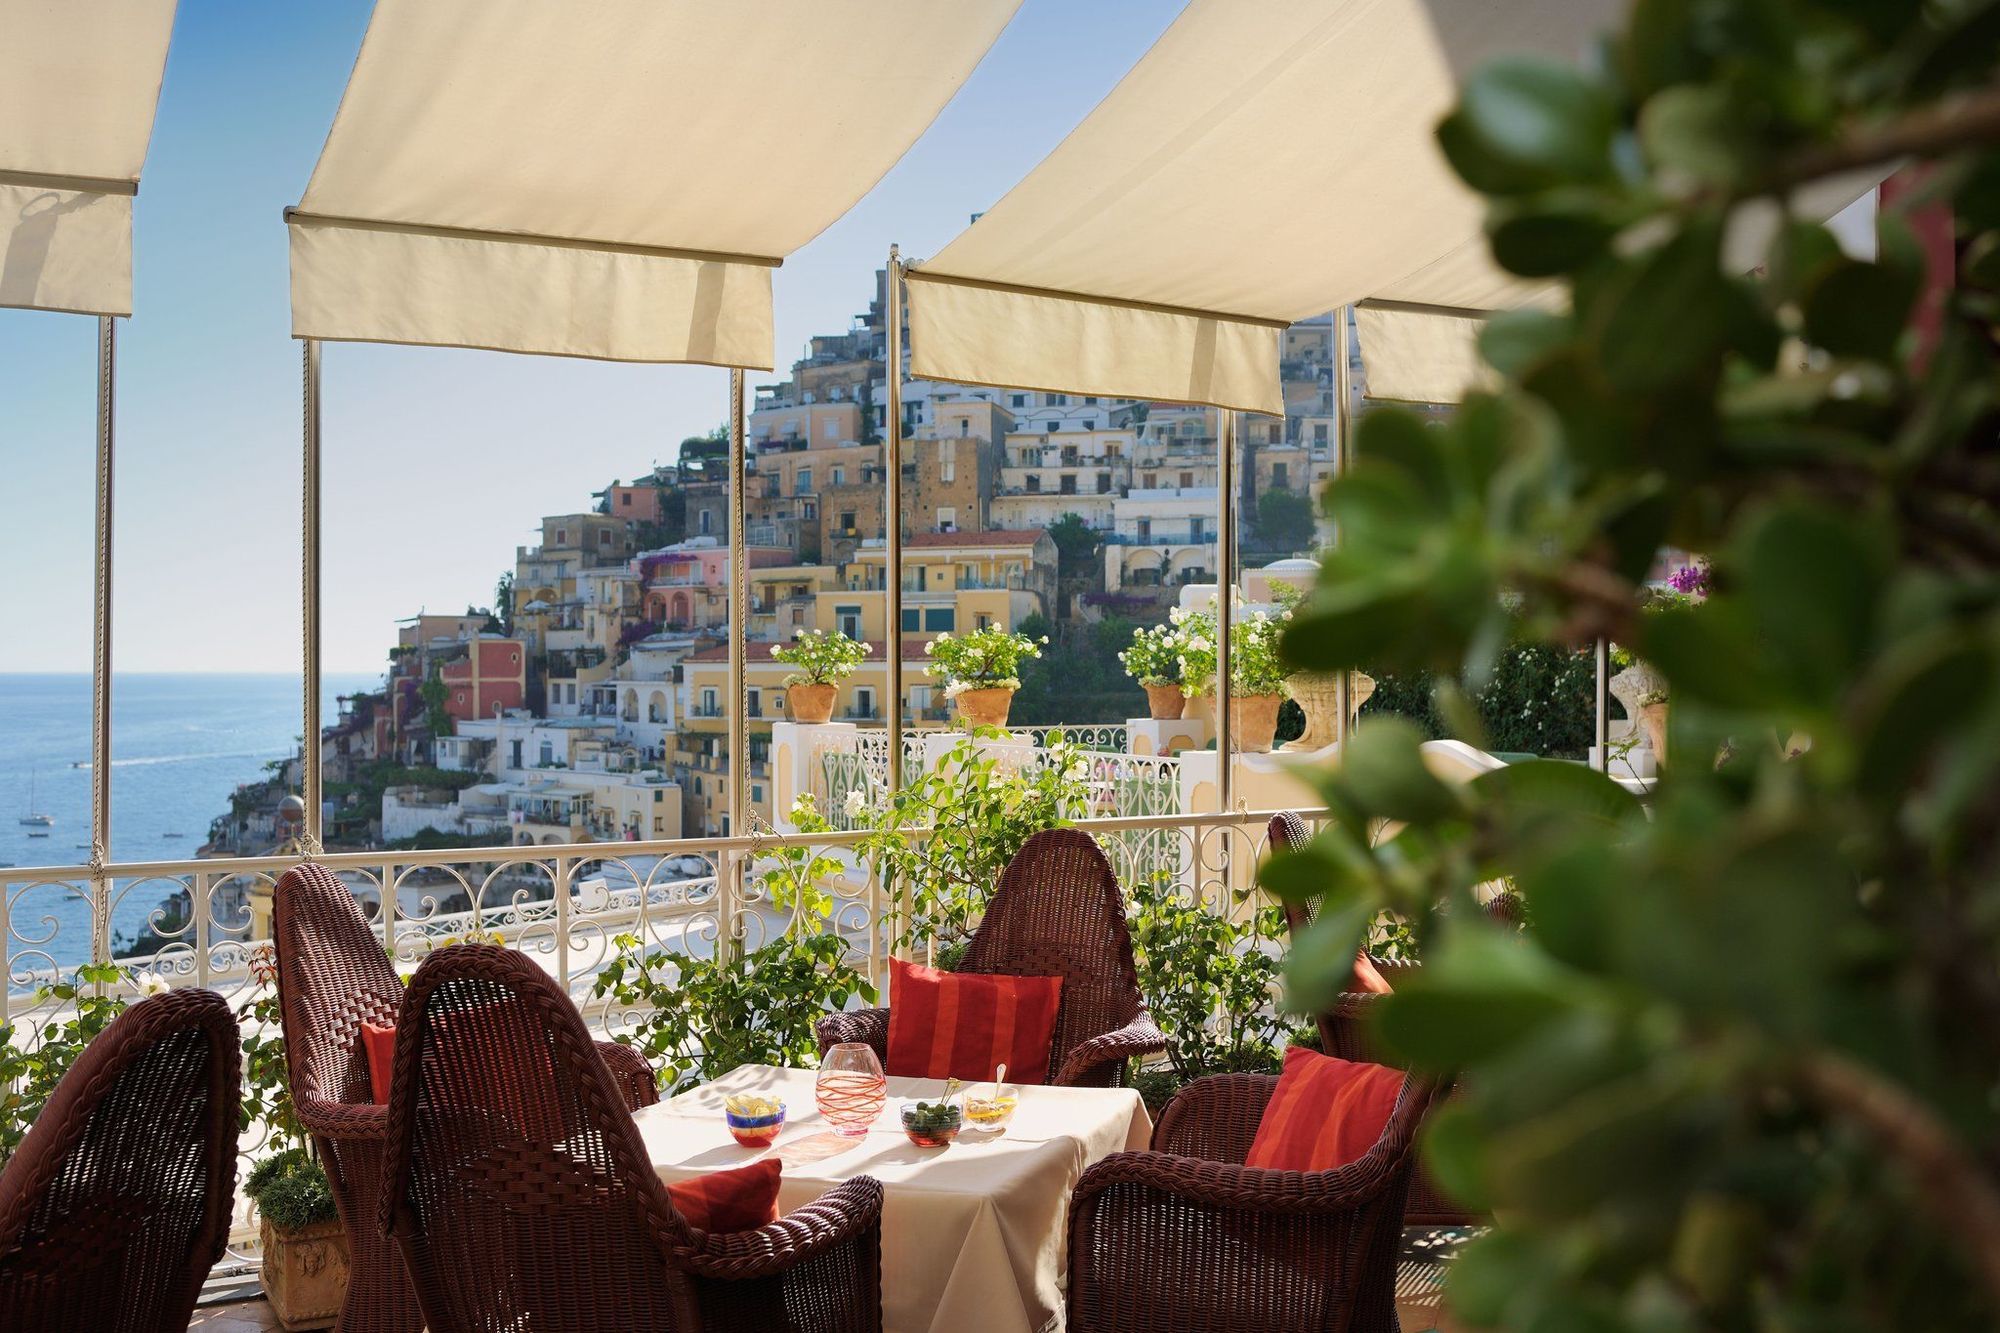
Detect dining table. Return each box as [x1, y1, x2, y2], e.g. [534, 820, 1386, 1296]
[634, 1063, 1155, 1333]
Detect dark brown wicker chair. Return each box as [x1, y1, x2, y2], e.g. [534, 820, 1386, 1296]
[1067, 1069, 1439, 1333]
[274, 862, 659, 1333]
[380, 944, 884, 1333]
[1268, 811, 1517, 1228]
[816, 827, 1165, 1086]
[0, 988, 240, 1333]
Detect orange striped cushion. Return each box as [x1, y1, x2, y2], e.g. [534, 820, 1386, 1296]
[885, 958, 1064, 1084]
[667, 1159, 781, 1233]
[1244, 1046, 1404, 1173]
[1351, 950, 1394, 995]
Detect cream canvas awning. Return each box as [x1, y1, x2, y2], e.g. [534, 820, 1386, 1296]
[288, 0, 1019, 367]
[904, 0, 1623, 413]
[0, 0, 177, 317]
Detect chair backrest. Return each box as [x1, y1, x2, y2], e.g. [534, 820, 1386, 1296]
[0, 989, 240, 1333]
[273, 861, 403, 1108]
[961, 828, 1145, 1082]
[379, 945, 695, 1333]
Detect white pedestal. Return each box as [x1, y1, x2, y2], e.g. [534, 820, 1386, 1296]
[1126, 717, 1209, 756]
[770, 721, 858, 833]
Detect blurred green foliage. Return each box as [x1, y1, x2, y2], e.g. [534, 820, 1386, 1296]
[1269, 0, 2000, 1324]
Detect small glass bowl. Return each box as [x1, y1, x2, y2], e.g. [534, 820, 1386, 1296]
[962, 1082, 1020, 1131]
[900, 1101, 963, 1148]
[723, 1096, 786, 1148]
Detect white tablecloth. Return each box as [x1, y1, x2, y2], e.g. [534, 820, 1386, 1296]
[635, 1064, 1153, 1333]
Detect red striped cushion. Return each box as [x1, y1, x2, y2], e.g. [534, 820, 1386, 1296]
[668, 1159, 782, 1234]
[362, 1021, 396, 1104]
[1351, 950, 1394, 995]
[885, 958, 1064, 1084]
[1245, 1046, 1405, 1173]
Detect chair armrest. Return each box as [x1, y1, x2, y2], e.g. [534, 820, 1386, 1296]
[814, 1007, 889, 1061]
[675, 1177, 884, 1281]
[294, 1091, 389, 1142]
[595, 1039, 660, 1109]
[1151, 1073, 1278, 1164]
[1054, 1014, 1168, 1086]
[1073, 1147, 1400, 1217]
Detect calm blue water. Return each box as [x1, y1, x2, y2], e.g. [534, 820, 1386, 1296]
[2, 673, 373, 976]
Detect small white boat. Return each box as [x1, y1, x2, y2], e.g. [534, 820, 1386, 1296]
[18, 771, 54, 827]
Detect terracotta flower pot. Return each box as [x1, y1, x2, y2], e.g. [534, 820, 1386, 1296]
[1182, 684, 1215, 727]
[1229, 694, 1283, 753]
[260, 1216, 349, 1331]
[1142, 682, 1186, 721]
[1639, 700, 1669, 763]
[787, 682, 837, 724]
[955, 686, 1015, 729]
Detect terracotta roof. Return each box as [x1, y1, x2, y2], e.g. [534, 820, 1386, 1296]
[899, 528, 1048, 549]
[687, 638, 935, 664]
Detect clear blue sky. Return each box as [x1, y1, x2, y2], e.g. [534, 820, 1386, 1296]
[1, 1, 1187, 675]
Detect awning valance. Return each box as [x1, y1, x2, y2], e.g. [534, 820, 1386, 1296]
[0, 0, 177, 317]
[289, 0, 1018, 366]
[905, 0, 1621, 413]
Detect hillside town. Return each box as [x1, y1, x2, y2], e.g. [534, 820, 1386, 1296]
[205, 272, 1358, 856]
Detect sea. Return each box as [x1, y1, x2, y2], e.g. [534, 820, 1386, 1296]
[1, 672, 374, 978]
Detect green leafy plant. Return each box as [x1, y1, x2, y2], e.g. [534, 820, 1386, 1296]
[1274, 3, 2000, 1324]
[0, 962, 130, 1166]
[237, 943, 306, 1156]
[246, 1147, 338, 1232]
[857, 730, 1089, 961]
[923, 626, 1046, 696]
[592, 796, 874, 1089]
[1126, 873, 1293, 1085]
[770, 627, 870, 686]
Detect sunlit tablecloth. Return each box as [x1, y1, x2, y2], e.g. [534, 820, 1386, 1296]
[635, 1064, 1153, 1333]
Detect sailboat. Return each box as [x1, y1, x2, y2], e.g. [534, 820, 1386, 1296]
[19, 770, 54, 827]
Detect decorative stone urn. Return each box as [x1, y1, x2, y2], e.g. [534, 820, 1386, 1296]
[955, 686, 1016, 729]
[787, 682, 837, 724]
[1142, 683, 1185, 721]
[1609, 661, 1669, 761]
[1282, 671, 1376, 752]
[260, 1217, 349, 1331]
[1228, 694, 1284, 753]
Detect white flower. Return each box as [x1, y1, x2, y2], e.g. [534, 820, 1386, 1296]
[793, 627, 806, 638]
[860, 641, 872, 652]
[943, 680, 970, 700]
[843, 789, 868, 819]
[1188, 636, 1211, 653]
[132, 968, 170, 997]
[1169, 607, 1189, 624]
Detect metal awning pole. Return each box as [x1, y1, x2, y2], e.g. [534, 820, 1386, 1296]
[1214, 405, 1235, 814]
[884, 248, 906, 794]
[1332, 307, 1354, 750]
[301, 340, 323, 852]
[1594, 638, 1611, 771]
[728, 369, 748, 820]
[89, 316, 116, 973]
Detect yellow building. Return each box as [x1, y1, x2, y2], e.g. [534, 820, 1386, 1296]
[826, 529, 1058, 644]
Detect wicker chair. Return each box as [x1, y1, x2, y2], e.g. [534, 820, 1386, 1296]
[0, 988, 240, 1333]
[274, 862, 660, 1333]
[1268, 811, 1517, 1227]
[1067, 1070, 1439, 1333]
[816, 828, 1165, 1086]
[380, 944, 884, 1333]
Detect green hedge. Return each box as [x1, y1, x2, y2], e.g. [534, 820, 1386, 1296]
[1360, 643, 1611, 760]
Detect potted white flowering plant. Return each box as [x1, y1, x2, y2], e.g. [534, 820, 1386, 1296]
[1227, 610, 1289, 752]
[1119, 621, 1187, 719]
[1171, 606, 1218, 725]
[771, 629, 869, 724]
[923, 626, 1045, 729]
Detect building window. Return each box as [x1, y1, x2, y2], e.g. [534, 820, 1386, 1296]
[840, 510, 856, 532]
[1026, 475, 1040, 494]
[1059, 475, 1076, 495]
[835, 604, 862, 639]
[555, 528, 567, 544]
[1044, 420, 1059, 432]
[976, 613, 992, 630]
[802, 500, 817, 519]
[701, 687, 717, 714]
[1084, 396, 1098, 405]
[832, 466, 845, 485]
[747, 688, 761, 718]
[901, 608, 920, 632]
[599, 529, 612, 545]
[699, 510, 713, 534]
[924, 607, 955, 632]
[1314, 422, 1329, 444]
[853, 686, 875, 717]
[796, 468, 812, 494]
[940, 438, 956, 483]
[1272, 462, 1289, 488]
[1180, 471, 1194, 488]
[937, 506, 956, 532]
[1097, 472, 1112, 494]
[1010, 394, 1026, 407]
[539, 741, 554, 765]
[958, 418, 970, 437]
